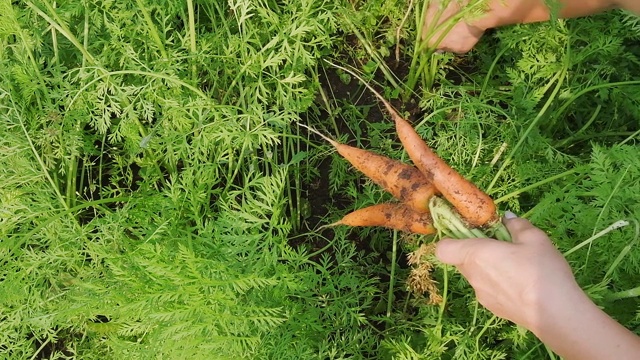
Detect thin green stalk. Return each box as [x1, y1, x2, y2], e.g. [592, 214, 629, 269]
[562, 131, 637, 144]
[430, 197, 482, 239]
[547, 81, 640, 127]
[425, 52, 439, 89]
[294, 125, 303, 231]
[620, 128, 640, 145]
[591, 165, 630, 236]
[82, 2, 89, 73]
[134, 0, 169, 61]
[576, 166, 632, 272]
[494, 167, 583, 204]
[306, 234, 340, 260]
[186, 0, 197, 80]
[15, 109, 67, 211]
[435, 263, 448, 337]
[316, 65, 340, 135]
[223, 137, 249, 194]
[11, 15, 45, 84]
[26, 0, 96, 65]
[608, 285, 640, 301]
[387, 230, 399, 317]
[283, 126, 295, 230]
[521, 343, 544, 359]
[491, 222, 511, 242]
[65, 156, 78, 208]
[395, 0, 415, 64]
[545, 346, 558, 360]
[564, 220, 630, 257]
[475, 315, 499, 353]
[341, 17, 401, 90]
[471, 120, 483, 170]
[480, 45, 511, 98]
[554, 104, 601, 148]
[29, 337, 51, 360]
[419, 102, 515, 127]
[407, 0, 490, 94]
[211, 2, 233, 39]
[604, 220, 639, 281]
[406, 51, 438, 94]
[470, 228, 488, 238]
[51, 1, 59, 65]
[419, 1, 491, 54]
[471, 299, 479, 328]
[221, 55, 267, 106]
[79, 157, 88, 201]
[405, 0, 435, 93]
[487, 68, 567, 193]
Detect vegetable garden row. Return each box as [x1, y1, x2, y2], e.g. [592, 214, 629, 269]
[1, 0, 639, 358]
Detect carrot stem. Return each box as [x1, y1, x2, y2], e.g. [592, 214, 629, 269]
[387, 230, 399, 317]
[491, 222, 512, 242]
[324, 61, 398, 115]
[296, 122, 338, 146]
[429, 197, 478, 239]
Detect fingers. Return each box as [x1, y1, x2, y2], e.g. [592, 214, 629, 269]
[435, 238, 465, 265]
[503, 213, 551, 246]
[436, 212, 552, 266]
[435, 238, 488, 266]
[422, 2, 479, 54]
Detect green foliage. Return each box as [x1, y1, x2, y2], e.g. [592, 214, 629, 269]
[0, 0, 379, 359]
[2, 0, 639, 359]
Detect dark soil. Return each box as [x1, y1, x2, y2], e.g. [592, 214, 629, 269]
[28, 329, 80, 359]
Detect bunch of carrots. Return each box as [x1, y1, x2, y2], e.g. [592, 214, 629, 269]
[306, 64, 511, 242]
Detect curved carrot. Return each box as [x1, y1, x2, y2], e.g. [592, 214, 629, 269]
[332, 203, 436, 235]
[334, 143, 437, 213]
[298, 123, 437, 213]
[394, 115, 498, 227]
[326, 62, 498, 227]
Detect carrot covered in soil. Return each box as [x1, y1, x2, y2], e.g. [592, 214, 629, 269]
[332, 203, 436, 235]
[327, 62, 499, 228]
[394, 116, 498, 227]
[298, 123, 437, 213]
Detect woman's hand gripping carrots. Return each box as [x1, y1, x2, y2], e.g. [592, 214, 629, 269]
[307, 62, 511, 241]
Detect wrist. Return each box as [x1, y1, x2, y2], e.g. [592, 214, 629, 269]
[529, 284, 593, 338]
[470, 0, 621, 31]
[528, 282, 640, 359]
[617, 0, 640, 14]
[470, 1, 549, 30]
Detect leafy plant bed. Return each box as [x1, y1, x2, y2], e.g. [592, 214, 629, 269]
[1, 0, 640, 359]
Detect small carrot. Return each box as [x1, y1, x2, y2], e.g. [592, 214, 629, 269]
[298, 123, 437, 213]
[332, 203, 436, 235]
[328, 62, 498, 227]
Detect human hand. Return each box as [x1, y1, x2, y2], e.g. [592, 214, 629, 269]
[422, 1, 487, 54]
[435, 212, 586, 334]
[423, 0, 625, 54]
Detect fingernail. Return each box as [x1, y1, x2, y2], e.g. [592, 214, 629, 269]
[504, 210, 518, 219]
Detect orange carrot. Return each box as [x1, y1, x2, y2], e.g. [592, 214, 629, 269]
[327, 62, 498, 227]
[393, 114, 498, 227]
[332, 203, 436, 235]
[298, 124, 437, 213]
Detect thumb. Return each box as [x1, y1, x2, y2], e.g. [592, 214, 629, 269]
[435, 238, 476, 266]
[503, 212, 550, 245]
